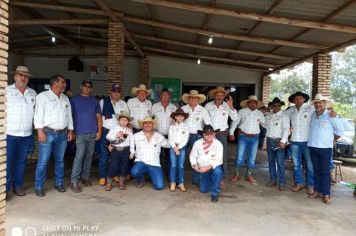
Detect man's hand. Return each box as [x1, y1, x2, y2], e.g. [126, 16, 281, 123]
[67, 130, 74, 141]
[108, 144, 113, 152]
[198, 166, 213, 173]
[226, 95, 234, 109]
[95, 131, 102, 141]
[328, 108, 337, 118]
[37, 129, 47, 143]
[279, 142, 286, 149]
[129, 153, 135, 160]
[228, 135, 235, 142]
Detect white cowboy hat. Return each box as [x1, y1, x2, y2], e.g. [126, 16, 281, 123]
[207, 86, 230, 98]
[181, 90, 206, 104]
[13, 66, 32, 77]
[114, 112, 134, 122]
[311, 93, 333, 108]
[131, 84, 152, 96]
[240, 95, 264, 108]
[138, 116, 157, 129]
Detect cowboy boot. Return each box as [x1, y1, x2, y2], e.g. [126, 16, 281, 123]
[330, 168, 337, 184]
[105, 177, 113, 191]
[231, 167, 243, 182]
[245, 168, 257, 185]
[119, 176, 126, 190]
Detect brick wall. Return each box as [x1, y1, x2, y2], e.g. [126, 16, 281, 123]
[138, 58, 149, 85]
[260, 75, 271, 104]
[107, 21, 124, 94]
[312, 54, 331, 98]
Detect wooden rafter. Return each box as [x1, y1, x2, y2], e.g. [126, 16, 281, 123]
[10, 19, 108, 25]
[130, 0, 356, 34]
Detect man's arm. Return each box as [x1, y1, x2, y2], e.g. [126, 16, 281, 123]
[96, 113, 103, 140]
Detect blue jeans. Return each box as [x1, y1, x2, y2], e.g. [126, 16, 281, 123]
[169, 147, 186, 184]
[291, 142, 314, 187]
[199, 166, 223, 197]
[267, 138, 286, 185]
[108, 148, 130, 177]
[131, 161, 164, 190]
[310, 147, 332, 196]
[35, 130, 67, 189]
[235, 134, 259, 169]
[187, 134, 202, 185]
[6, 134, 32, 191]
[99, 128, 110, 178]
[216, 133, 228, 179]
[71, 133, 96, 184]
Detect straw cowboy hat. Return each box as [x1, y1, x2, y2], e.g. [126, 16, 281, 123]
[138, 116, 157, 129]
[13, 66, 32, 77]
[115, 111, 133, 122]
[181, 90, 206, 104]
[208, 86, 229, 98]
[198, 124, 220, 135]
[131, 84, 152, 96]
[311, 93, 333, 108]
[288, 91, 310, 103]
[240, 95, 264, 108]
[170, 107, 189, 120]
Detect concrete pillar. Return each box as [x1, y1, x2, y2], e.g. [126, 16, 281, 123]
[0, 0, 8, 233]
[312, 54, 332, 98]
[260, 75, 271, 104]
[139, 58, 149, 85]
[107, 21, 125, 93]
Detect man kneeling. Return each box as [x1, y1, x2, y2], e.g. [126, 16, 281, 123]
[190, 125, 223, 202]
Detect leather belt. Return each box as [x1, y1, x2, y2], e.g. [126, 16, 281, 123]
[44, 127, 67, 133]
[238, 130, 258, 137]
[113, 146, 129, 151]
[216, 130, 228, 136]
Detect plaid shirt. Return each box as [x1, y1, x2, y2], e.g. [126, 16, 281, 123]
[168, 122, 189, 149]
[99, 99, 129, 130]
[127, 97, 152, 129]
[285, 104, 315, 142]
[181, 104, 211, 134]
[150, 102, 177, 135]
[229, 108, 265, 135]
[265, 110, 290, 144]
[189, 138, 223, 169]
[205, 101, 238, 131]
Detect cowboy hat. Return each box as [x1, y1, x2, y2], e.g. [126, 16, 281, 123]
[240, 95, 264, 108]
[288, 91, 310, 103]
[170, 107, 189, 120]
[311, 93, 333, 108]
[270, 97, 286, 106]
[115, 111, 133, 122]
[138, 116, 157, 129]
[158, 87, 172, 97]
[131, 84, 152, 96]
[13, 66, 32, 77]
[207, 86, 229, 98]
[198, 124, 220, 135]
[181, 90, 206, 104]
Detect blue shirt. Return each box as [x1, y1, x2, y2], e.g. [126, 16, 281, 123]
[71, 95, 101, 135]
[308, 109, 344, 148]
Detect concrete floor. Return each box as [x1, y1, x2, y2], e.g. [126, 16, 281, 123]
[4, 145, 356, 236]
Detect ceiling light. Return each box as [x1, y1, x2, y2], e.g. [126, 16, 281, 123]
[51, 36, 56, 43]
[208, 36, 213, 44]
[197, 58, 201, 64]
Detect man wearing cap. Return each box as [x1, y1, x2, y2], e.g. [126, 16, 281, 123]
[308, 94, 343, 204]
[229, 95, 265, 185]
[127, 84, 152, 131]
[181, 90, 211, 185]
[98, 83, 129, 185]
[151, 88, 177, 179]
[70, 80, 102, 193]
[190, 124, 223, 202]
[34, 75, 74, 197]
[205, 86, 238, 188]
[6, 66, 37, 196]
[265, 97, 290, 191]
[285, 91, 315, 194]
[130, 116, 169, 190]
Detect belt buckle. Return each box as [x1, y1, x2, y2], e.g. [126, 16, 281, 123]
[116, 146, 124, 151]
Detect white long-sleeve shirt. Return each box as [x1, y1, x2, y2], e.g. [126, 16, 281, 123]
[205, 101, 238, 131]
[127, 97, 152, 129]
[265, 110, 290, 144]
[150, 102, 177, 135]
[106, 125, 134, 150]
[189, 138, 223, 169]
[34, 89, 73, 130]
[168, 122, 189, 149]
[99, 98, 129, 130]
[131, 131, 169, 167]
[229, 108, 265, 135]
[285, 103, 315, 142]
[6, 84, 37, 136]
[181, 104, 211, 134]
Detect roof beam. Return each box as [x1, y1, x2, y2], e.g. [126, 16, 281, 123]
[10, 19, 108, 25]
[92, 0, 145, 57]
[194, 0, 216, 53]
[11, 35, 52, 43]
[131, 0, 356, 34]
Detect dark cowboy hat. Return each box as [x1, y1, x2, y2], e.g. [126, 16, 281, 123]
[198, 124, 220, 135]
[158, 87, 173, 98]
[170, 107, 189, 120]
[288, 91, 310, 103]
[270, 97, 285, 106]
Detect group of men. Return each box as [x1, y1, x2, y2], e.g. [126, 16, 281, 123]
[6, 65, 347, 204]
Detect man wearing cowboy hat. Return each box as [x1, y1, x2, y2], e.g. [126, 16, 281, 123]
[285, 91, 315, 194]
[264, 97, 290, 191]
[308, 94, 343, 204]
[229, 95, 265, 185]
[127, 84, 152, 131]
[151, 88, 177, 179]
[189, 124, 223, 202]
[181, 90, 211, 185]
[130, 116, 169, 190]
[98, 83, 129, 185]
[205, 86, 238, 188]
[6, 66, 37, 197]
